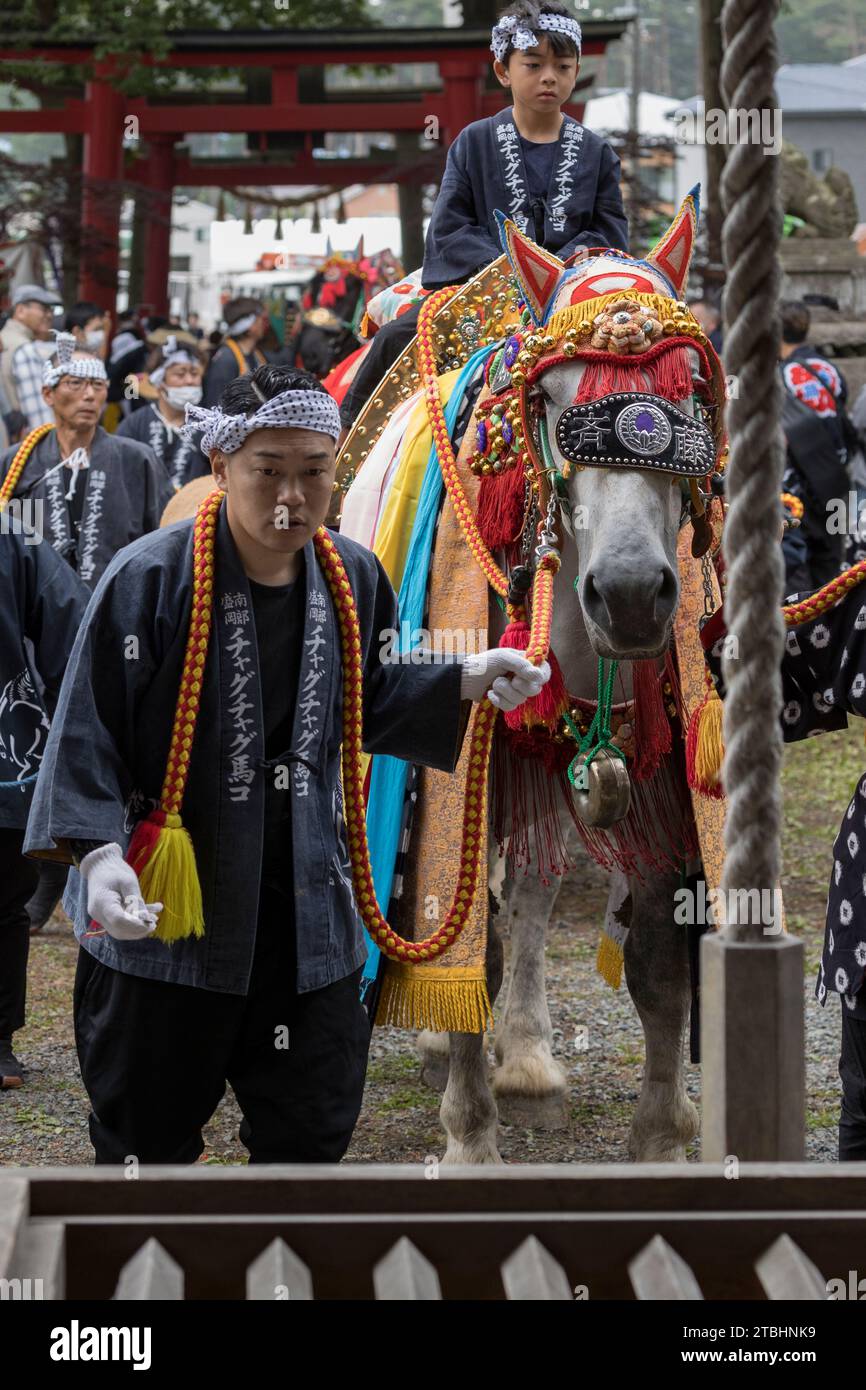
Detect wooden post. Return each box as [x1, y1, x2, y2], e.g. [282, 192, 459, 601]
[700, 0, 805, 1162]
[701, 935, 805, 1160]
[141, 137, 175, 318]
[79, 64, 124, 315]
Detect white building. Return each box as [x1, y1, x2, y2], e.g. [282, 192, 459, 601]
[583, 89, 682, 209]
[167, 196, 219, 322]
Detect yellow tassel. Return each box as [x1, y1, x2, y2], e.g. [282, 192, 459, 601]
[374, 970, 493, 1033]
[693, 687, 724, 791]
[137, 813, 205, 943]
[596, 932, 624, 990]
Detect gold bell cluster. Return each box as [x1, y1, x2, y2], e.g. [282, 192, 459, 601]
[470, 392, 524, 477]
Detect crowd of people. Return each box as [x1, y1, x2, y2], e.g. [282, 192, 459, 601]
[1, 0, 866, 1170]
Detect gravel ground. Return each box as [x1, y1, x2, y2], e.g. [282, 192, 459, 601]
[1, 728, 858, 1168]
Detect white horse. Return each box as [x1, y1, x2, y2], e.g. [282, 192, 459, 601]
[346, 193, 726, 1163]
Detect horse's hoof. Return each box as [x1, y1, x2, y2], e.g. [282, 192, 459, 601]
[441, 1141, 504, 1166]
[628, 1092, 699, 1161]
[495, 1092, 569, 1130]
[492, 1049, 567, 1108]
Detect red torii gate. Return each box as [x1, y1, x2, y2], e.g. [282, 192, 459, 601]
[0, 25, 628, 315]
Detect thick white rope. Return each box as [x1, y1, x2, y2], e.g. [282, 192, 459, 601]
[719, 0, 785, 942]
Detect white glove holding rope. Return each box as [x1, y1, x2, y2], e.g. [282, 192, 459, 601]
[79, 843, 162, 940]
[460, 649, 551, 712]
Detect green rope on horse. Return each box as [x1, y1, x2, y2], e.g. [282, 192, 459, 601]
[564, 656, 626, 789]
[538, 412, 570, 502]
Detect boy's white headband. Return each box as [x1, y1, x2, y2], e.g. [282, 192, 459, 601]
[490, 12, 582, 62]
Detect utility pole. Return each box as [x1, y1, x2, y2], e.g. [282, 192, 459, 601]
[626, 5, 642, 254]
[700, 0, 726, 286]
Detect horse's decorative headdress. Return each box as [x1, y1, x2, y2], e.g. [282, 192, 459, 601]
[468, 189, 727, 568]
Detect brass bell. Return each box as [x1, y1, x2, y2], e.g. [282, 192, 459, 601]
[570, 748, 631, 828]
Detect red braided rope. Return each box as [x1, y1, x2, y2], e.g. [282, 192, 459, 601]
[160, 489, 219, 811]
[0, 423, 55, 511]
[783, 559, 866, 628]
[415, 290, 510, 600]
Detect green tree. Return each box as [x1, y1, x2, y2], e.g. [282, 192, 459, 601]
[0, 1, 373, 96]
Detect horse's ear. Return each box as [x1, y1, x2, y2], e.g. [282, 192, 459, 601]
[324, 234, 333, 258]
[643, 185, 700, 298]
[495, 209, 565, 325]
[354, 234, 365, 261]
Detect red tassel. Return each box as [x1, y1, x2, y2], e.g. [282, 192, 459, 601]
[650, 344, 693, 403]
[631, 658, 671, 781]
[499, 619, 531, 734]
[575, 345, 693, 406]
[476, 464, 526, 551]
[519, 644, 569, 730]
[498, 620, 568, 732]
[491, 718, 699, 886]
[498, 617, 530, 651]
[499, 619, 532, 732]
[125, 809, 166, 877]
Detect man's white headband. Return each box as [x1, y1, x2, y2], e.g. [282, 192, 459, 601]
[227, 313, 259, 338]
[43, 332, 108, 389]
[150, 334, 199, 386]
[490, 12, 582, 62]
[185, 387, 342, 456]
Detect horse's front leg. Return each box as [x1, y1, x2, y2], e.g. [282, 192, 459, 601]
[492, 846, 570, 1130]
[624, 867, 699, 1162]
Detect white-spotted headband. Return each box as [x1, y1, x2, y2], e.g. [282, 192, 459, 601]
[185, 387, 342, 456]
[150, 334, 199, 387]
[490, 12, 582, 62]
[43, 331, 108, 389]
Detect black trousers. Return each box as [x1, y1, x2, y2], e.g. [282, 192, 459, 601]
[0, 828, 39, 1040]
[839, 1009, 866, 1160]
[339, 301, 422, 430]
[73, 887, 372, 1165]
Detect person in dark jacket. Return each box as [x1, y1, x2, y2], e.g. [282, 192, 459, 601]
[0, 525, 88, 1085]
[339, 0, 628, 431]
[0, 336, 173, 590]
[779, 299, 858, 591]
[24, 364, 549, 1164]
[0, 334, 173, 936]
[202, 298, 270, 407]
[702, 575, 866, 1161]
[116, 337, 209, 491]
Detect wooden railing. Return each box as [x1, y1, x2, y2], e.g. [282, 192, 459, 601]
[2, 1163, 865, 1300]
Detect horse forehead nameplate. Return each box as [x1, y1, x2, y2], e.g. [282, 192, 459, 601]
[555, 392, 714, 477]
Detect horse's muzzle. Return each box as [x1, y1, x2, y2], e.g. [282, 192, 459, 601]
[581, 562, 679, 657]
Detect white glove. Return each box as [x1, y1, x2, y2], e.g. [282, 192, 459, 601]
[79, 843, 162, 941]
[460, 649, 552, 712]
